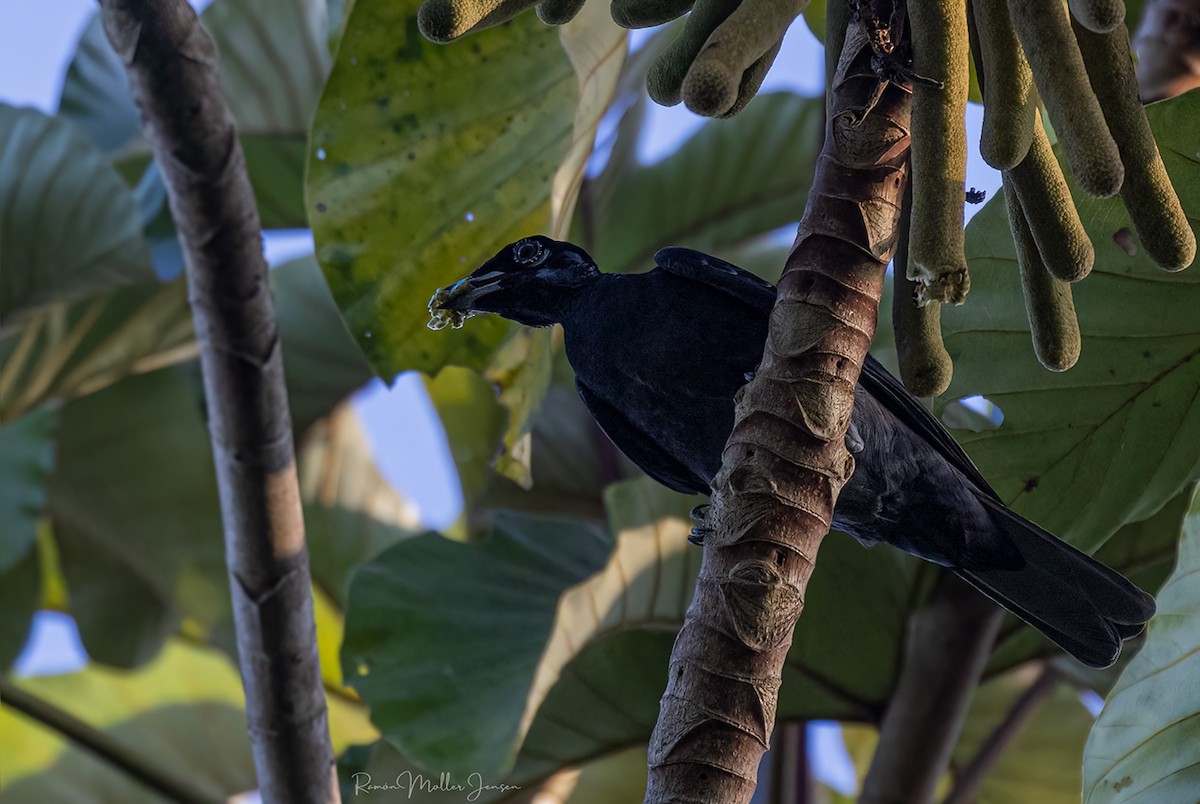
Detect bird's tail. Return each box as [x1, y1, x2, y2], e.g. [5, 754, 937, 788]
[956, 497, 1157, 668]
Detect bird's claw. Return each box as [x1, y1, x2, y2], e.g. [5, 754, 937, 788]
[845, 422, 865, 454]
[688, 504, 711, 545]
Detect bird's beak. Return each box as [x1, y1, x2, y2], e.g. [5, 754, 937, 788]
[435, 271, 505, 312]
[427, 270, 505, 330]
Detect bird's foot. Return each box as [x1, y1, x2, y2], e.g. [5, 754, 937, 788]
[845, 422, 864, 454]
[689, 504, 711, 546]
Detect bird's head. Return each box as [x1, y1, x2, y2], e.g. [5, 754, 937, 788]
[429, 236, 598, 329]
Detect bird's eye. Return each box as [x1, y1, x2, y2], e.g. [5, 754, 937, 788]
[514, 240, 545, 266]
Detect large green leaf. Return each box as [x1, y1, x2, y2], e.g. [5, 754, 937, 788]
[0, 282, 193, 425]
[1083, 486, 1200, 802]
[574, 91, 824, 274]
[0, 417, 46, 668]
[298, 402, 420, 529]
[10, 258, 376, 670]
[48, 368, 226, 668]
[0, 106, 153, 324]
[952, 669, 1094, 803]
[57, 13, 141, 155]
[472, 383, 643, 523]
[0, 255, 371, 431]
[572, 25, 672, 235]
[202, 0, 332, 227]
[486, 328, 554, 488]
[941, 91, 1200, 552]
[0, 408, 57, 572]
[206, 0, 331, 137]
[0, 545, 41, 671]
[801, 0, 828, 43]
[295, 400, 419, 701]
[429, 346, 645, 529]
[42, 313, 384, 670]
[343, 510, 612, 777]
[343, 476, 922, 779]
[308, 0, 580, 378]
[272, 255, 376, 432]
[423, 366, 509, 514]
[299, 403, 418, 607]
[59, 1, 332, 230]
[838, 667, 1094, 802]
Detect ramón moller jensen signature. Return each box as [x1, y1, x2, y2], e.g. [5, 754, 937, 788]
[350, 771, 520, 800]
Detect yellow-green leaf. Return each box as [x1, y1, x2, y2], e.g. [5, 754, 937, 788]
[308, 0, 579, 378]
[1083, 486, 1200, 802]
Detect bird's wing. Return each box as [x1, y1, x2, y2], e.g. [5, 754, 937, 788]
[575, 377, 712, 495]
[858, 354, 1000, 500]
[653, 249, 995, 497]
[653, 247, 777, 316]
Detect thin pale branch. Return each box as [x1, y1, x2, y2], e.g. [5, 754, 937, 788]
[0, 678, 211, 804]
[942, 664, 1060, 804]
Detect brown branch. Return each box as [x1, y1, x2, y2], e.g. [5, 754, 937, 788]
[942, 663, 1059, 804]
[98, 3, 338, 801]
[644, 11, 913, 802]
[0, 678, 211, 804]
[859, 575, 1002, 803]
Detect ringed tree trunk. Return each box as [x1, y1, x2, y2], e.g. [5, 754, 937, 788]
[645, 10, 914, 803]
[98, 1, 339, 801]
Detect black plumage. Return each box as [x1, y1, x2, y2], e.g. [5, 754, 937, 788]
[432, 235, 1156, 668]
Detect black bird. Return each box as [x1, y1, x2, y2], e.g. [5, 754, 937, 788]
[431, 235, 1156, 668]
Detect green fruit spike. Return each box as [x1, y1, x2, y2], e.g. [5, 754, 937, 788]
[610, 0, 696, 29]
[536, 0, 588, 24]
[894, 271, 955, 396]
[647, 0, 740, 107]
[1004, 176, 1081, 372]
[1075, 22, 1197, 272]
[680, 0, 806, 117]
[894, 187, 954, 397]
[1068, 0, 1124, 34]
[1008, 0, 1123, 198]
[908, 0, 971, 306]
[417, 0, 539, 42]
[1007, 115, 1095, 282]
[714, 39, 783, 118]
[970, 0, 1036, 170]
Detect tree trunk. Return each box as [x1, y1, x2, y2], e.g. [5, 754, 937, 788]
[644, 9, 913, 801]
[99, 2, 339, 801]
